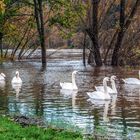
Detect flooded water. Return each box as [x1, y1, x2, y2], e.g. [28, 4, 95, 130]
[0, 49, 140, 140]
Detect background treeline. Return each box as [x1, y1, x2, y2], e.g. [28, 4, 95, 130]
[0, 0, 140, 66]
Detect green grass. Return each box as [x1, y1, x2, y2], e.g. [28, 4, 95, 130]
[0, 116, 83, 140]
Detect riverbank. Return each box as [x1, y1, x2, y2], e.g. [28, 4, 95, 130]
[0, 116, 83, 140]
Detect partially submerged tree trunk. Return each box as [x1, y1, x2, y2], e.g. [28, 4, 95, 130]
[33, 0, 46, 65]
[87, 0, 102, 66]
[111, 0, 125, 66]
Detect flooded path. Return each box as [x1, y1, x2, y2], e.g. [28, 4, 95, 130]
[0, 49, 140, 139]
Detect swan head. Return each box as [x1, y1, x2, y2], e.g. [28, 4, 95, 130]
[15, 71, 19, 77]
[110, 75, 117, 81]
[72, 70, 78, 75]
[103, 77, 110, 82]
[1, 73, 6, 78]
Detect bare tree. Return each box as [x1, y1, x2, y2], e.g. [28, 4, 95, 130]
[111, 0, 140, 66]
[86, 0, 102, 66]
[33, 0, 46, 65]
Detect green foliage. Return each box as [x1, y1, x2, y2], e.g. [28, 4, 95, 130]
[0, 0, 19, 34]
[48, 0, 86, 38]
[0, 116, 83, 140]
[0, 0, 6, 14]
[28, 17, 36, 29]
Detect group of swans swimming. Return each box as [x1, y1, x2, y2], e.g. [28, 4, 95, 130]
[60, 70, 140, 100]
[0, 69, 140, 100]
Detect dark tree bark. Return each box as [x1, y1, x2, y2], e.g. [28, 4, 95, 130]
[111, 0, 125, 66]
[33, 0, 46, 65]
[87, 0, 102, 66]
[111, 0, 140, 66]
[0, 32, 3, 58]
[11, 27, 29, 59]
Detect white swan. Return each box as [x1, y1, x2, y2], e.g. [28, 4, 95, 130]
[60, 70, 78, 90]
[11, 71, 22, 84]
[0, 73, 6, 89]
[95, 75, 117, 94]
[0, 73, 6, 81]
[87, 77, 111, 100]
[122, 70, 140, 85]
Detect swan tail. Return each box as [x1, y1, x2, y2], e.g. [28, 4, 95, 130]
[95, 86, 100, 91]
[60, 82, 63, 88]
[87, 92, 92, 97]
[95, 86, 97, 90]
[122, 79, 125, 83]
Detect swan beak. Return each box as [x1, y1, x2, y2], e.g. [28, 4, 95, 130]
[74, 71, 79, 74]
[115, 77, 118, 80]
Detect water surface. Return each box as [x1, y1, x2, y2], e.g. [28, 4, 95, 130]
[0, 49, 140, 139]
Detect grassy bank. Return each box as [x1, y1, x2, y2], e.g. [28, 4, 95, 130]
[0, 116, 83, 140]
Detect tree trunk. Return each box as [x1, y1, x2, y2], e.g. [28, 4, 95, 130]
[111, 0, 125, 66]
[111, 0, 140, 66]
[0, 32, 3, 58]
[87, 0, 102, 66]
[33, 0, 46, 65]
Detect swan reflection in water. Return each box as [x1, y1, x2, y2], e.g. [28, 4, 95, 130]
[88, 99, 111, 122]
[110, 94, 117, 116]
[12, 83, 22, 99]
[60, 89, 78, 107]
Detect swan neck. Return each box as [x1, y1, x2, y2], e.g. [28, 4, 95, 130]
[111, 79, 117, 93]
[16, 73, 19, 78]
[103, 79, 108, 94]
[72, 73, 76, 86]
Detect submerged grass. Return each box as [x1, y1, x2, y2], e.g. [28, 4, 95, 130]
[0, 116, 83, 140]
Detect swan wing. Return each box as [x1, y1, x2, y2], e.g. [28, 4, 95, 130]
[60, 82, 73, 90]
[87, 91, 109, 100]
[107, 87, 115, 93]
[11, 77, 16, 83]
[0, 80, 5, 88]
[123, 78, 140, 85]
[11, 77, 22, 84]
[0, 75, 5, 81]
[95, 86, 103, 91]
[95, 86, 115, 94]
